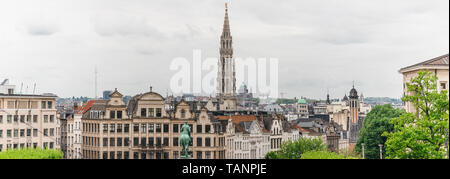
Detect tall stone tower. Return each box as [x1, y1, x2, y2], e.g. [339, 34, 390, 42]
[348, 84, 362, 144]
[349, 85, 359, 123]
[217, 3, 237, 111]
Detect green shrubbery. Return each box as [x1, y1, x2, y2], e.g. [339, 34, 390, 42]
[300, 151, 358, 159]
[265, 137, 327, 159]
[264, 137, 360, 159]
[0, 148, 63, 159]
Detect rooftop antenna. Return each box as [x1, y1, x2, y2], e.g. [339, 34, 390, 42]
[33, 83, 36, 94]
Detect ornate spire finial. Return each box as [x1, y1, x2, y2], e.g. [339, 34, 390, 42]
[150, 86, 153, 92]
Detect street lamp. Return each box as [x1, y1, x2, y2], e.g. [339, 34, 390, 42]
[445, 129, 449, 159]
[361, 143, 365, 159]
[379, 144, 383, 159]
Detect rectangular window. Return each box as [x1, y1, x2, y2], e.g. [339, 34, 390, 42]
[156, 138, 162, 147]
[149, 108, 154, 117]
[117, 151, 122, 159]
[117, 137, 122, 147]
[43, 129, 48, 136]
[163, 138, 169, 146]
[20, 115, 25, 123]
[156, 108, 162, 117]
[141, 124, 147, 133]
[133, 137, 139, 147]
[33, 115, 38, 123]
[41, 101, 46, 109]
[197, 125, 202, 133]
[117, 111, 122, 119]
[156, 123, 161, 133]
[173, 124, 178, 133]
[205, 137, 211, 147]
[43, 115, 48, 123]
[50, 128, 54, 136]
[124, 138, 130, 147]
[7, 115, 12, 123]
[117, 124, 122, 133]
[0, 115, 3, 123]
[27, 129, 31, 137]
[141, 138, 147, 147]
[441, 82, 447, 90]
[149, 123, 154, 133]
[197, 151, 202, 159]
[50, 115, 54, 123]
[103, 152, 108, 159]
[124, 152, 129, 159]
[197, 138, 202, 147]
[110, 152, 115, 159]
[0, 130, 3, 138]
[173, 137, 179, 146]
[110, 124, 115, 133]
[26, 115, 31, 123]
[134, 124, 139, 132]
[141, 108, 147, 117]
[110, 138, 115, 147]
[20, 129, 25, 137]
[47, 101, 53, 109]
[103, 138, 108, 147]
[205, 125, 211, 133]
[149, 138, 154, 147]
[14, 115, 18, 123]
[163, 124, 169, 133]
[124, 124, 130, 133]
[33, 129, 37, 137]
[110, 111, 116, 119]
[103, 124, 108, 132]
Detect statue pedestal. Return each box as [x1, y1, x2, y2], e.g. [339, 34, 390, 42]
[180, 155, 192, 159]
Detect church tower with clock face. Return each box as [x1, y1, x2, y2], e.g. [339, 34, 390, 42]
[217, 3, 237, 111]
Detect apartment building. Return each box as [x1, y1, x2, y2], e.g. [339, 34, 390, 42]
[0, 93, 60, 152]
[221, 114, 299, 159]
[399, 54, 449, 114]
[80, 88, 226, 159]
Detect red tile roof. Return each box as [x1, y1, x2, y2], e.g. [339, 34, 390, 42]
[77, 100, 97, 114]
[215, 115, 258, 124]
[293, 124, 309, 133]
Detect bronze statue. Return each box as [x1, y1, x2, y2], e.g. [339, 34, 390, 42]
[180, 122, 192, 158]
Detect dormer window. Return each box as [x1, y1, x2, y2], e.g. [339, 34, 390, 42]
[181, 109, 186, 118]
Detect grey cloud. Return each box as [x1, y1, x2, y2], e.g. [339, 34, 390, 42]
[93, 15, 166, 40]
[27, 24, 59, 36]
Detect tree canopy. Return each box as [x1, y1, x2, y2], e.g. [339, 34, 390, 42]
[355, 104, 404, 159]
[383, 70, 449, 159]
[265, 137, 327, 159]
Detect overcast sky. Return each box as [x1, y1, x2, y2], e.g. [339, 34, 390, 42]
[0, 0, 448, 99]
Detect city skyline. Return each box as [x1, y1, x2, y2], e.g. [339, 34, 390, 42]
[0, 0, 448, 99]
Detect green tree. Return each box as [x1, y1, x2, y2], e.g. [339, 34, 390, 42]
[383, 70, 449, 159]
[355, 104, 404, 159]
[264, 137, 327, 159]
